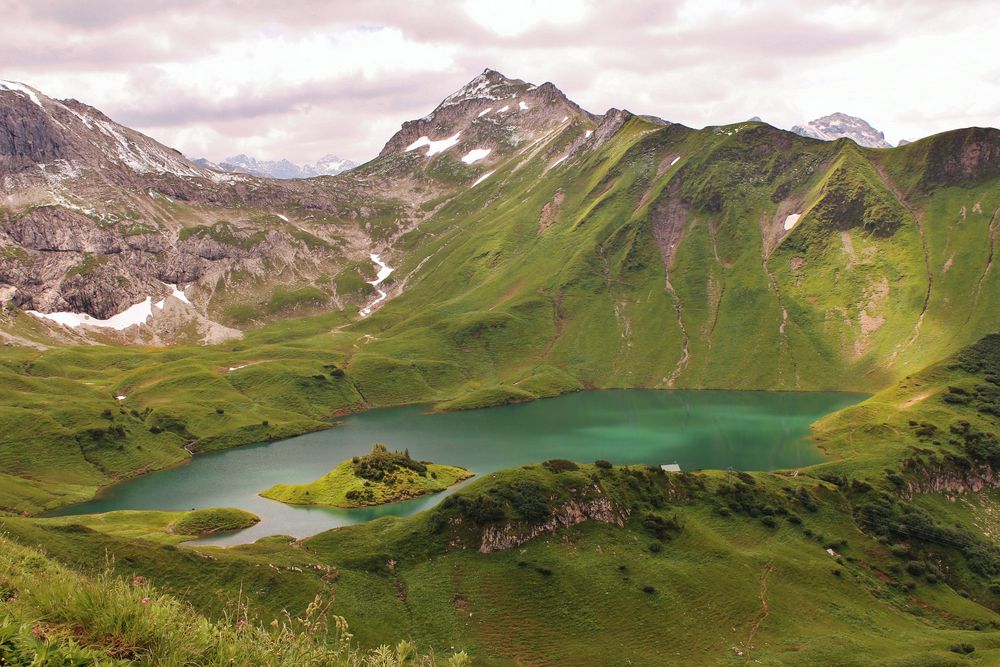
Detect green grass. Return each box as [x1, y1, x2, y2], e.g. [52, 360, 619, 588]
[262, 444, 473, 508]
[33, 508, 258, 544]
[0, 533, 468, 666]
[169, 508, 259, 536]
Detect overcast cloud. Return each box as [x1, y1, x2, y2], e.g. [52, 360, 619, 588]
[1, 0, 996, 164]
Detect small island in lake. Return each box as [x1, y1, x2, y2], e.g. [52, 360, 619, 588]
[260, 443, 474, 508]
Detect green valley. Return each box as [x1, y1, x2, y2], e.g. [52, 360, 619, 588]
[1, 63, 999, 665]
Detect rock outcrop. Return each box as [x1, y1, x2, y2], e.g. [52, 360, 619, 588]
[901, 464, 999, 500]
[478, 490, 630, 553]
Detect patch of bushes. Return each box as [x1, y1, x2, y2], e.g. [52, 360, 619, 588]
[495, 480, 550, 522]
[352, 443, 428, 481]
[642, 513, 681, 540]
[542, 459, 579, 473]
[856, 492, 1000, 577]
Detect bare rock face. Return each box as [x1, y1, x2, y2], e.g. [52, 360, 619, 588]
[0, 85, 67, 174]
[478, 489, 630, 553]
[901, 464, 999, 500]
[921, 127, 1000, 188]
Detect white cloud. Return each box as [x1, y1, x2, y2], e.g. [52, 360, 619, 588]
[0, 0, 996, 162]
[462, 0, 592, 37]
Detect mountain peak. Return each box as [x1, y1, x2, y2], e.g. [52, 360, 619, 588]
[377, 69, 599, 161]
[438, 69, 525, 109]
[791, 112, 892, 148]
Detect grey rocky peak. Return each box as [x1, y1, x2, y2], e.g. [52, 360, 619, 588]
[791, 112, 893, 148]
[377, 68, 598, 161]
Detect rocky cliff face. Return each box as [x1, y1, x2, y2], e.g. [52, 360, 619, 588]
[902, 464, 999, 500]
[921, 127, 1000, 188]
[478, 489, 630, 553]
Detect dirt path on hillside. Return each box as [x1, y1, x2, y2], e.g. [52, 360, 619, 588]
[874, 164, 932, 362]
[761, 218, 800, 388]
[744, 560, 775, 661]
[965, 206, 999, 325]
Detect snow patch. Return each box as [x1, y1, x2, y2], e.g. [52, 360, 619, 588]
[116, 395, 127, 401]
[31, 283, 190, 330]
[670, 156, 680, 166]
[472, 171, 494, 187]
[585, 130, 593, 139]
[0, 81, 43, 108]
[405, 132, 461, 157]
[551, 156, 567, 167]
[461, 148, 492, 164]
[561, 116, 568, 122]
[276, 214, 289, 222]
[497, 105, 510, 113]
[167, 283, 191, 305]
[228, 365, 248, 372]
[28, 297, 154, 331]
[478, 107, 493, 117]
[518, 101, 529, 111]
[783, 213, 801, 231]
[360, 254, 394, 317]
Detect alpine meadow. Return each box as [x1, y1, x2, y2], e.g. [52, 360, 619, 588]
[1, 3, 999, 665]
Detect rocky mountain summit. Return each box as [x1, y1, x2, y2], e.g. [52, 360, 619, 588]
[193, 153, 357, 179]
[791, 112, 893, 148]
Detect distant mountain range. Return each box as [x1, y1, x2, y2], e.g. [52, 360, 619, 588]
[192, 153, 358, 179]
[791, 112, 893, 148]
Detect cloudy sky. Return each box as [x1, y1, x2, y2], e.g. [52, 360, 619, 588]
[1, 0, 997, 164]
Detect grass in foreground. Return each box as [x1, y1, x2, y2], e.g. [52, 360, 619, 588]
[0, 533, 469, 666]
[262, 444, 473, 508]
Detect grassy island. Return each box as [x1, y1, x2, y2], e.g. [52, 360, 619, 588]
[260, 443, 474, 508]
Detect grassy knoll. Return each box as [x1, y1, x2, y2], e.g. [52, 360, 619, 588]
[262, 444, 473, 508]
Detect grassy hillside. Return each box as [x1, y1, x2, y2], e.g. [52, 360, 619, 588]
[0, 533, 467, 666]
[262, 444, 473, 508]
[1, 335, 995, 663]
